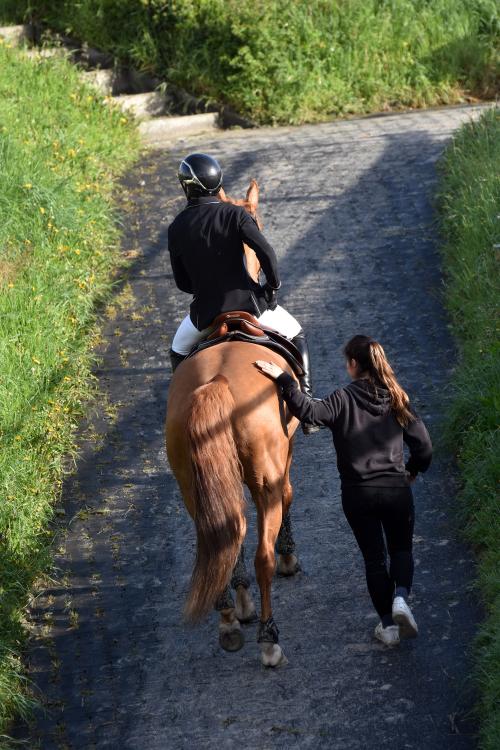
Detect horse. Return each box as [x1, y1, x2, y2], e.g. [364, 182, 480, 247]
[165, 181, 300, 666]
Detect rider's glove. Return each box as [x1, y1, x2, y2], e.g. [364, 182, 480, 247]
[263, 282, 279, 311]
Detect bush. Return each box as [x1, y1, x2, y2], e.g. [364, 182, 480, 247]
[438, 107, 500, 750]
[2, 0, 498, 124]
[0, 42, 138, 736]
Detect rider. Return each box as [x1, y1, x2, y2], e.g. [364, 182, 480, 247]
[168, 152, 318, 435]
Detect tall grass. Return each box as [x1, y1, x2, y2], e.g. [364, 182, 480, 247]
[0, 42, 139, 736]
[438, 107, 500, 750]
[4, 0, 498, 124]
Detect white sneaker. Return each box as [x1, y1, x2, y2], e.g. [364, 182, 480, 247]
[392, 596, 418, 639]
[374, 622, 400, 647]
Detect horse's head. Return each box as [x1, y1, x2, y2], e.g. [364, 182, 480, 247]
[218, 180, 262, 282]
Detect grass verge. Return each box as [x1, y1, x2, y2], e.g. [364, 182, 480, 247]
[438, 107, 499, 749]
[0, 41, 139, 737]
[2, 0, 499, 125]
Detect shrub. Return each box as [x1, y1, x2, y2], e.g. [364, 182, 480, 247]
[3, 0, 499, 124]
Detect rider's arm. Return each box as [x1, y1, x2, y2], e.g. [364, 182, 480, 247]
[238, 210, 281, 289]
[169, 252, 193, 293]
[168, 231, 194, 293]
[276, 373, 342, 427]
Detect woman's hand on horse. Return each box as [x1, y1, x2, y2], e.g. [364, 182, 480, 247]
[254, 360, 284, 380]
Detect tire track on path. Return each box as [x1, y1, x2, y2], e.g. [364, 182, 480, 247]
[16, 105, 487, 749]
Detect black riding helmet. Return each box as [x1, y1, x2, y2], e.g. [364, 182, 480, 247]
[178, 153, 223, 198]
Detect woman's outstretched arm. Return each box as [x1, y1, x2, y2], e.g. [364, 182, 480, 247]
[254, 361, 341, 428]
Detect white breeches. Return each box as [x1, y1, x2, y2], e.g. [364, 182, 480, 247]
[171, 305, 302, 356]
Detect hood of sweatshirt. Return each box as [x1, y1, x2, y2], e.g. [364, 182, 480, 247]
[345, 378, 392, 416]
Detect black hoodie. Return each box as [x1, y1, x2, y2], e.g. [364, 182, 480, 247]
[277, 374, 432, 488]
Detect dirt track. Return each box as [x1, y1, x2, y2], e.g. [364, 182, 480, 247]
[16, 106, 486, 749]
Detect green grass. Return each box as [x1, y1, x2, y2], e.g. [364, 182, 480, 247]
[3, 0, 498, 125]
[0, 42, 139, 738]
[438, 107, 500, 750]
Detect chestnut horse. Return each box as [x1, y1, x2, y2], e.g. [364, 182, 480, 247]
[166, 182, 299, 666]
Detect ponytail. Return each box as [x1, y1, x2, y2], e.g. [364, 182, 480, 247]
[344, 335, 414, 427]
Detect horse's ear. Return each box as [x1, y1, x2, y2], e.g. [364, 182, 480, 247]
[246, 180, 259, 210]
[218, 187, 228, 202]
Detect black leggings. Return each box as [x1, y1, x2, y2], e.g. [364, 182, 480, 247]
[341, 485, 415, 619]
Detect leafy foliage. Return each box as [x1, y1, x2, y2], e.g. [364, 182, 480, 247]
[438, 107, 500, 750]
[0, 42, 138, 737]
[2, 0, 499, 124]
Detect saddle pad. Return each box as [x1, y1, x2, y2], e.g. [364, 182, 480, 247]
[185, 329, 304, 378]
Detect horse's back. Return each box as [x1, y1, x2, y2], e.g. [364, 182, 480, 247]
[167, 341, 293, 417]
[166, 341, 297, 471]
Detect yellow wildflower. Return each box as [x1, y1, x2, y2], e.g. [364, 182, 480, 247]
[23, 183, 33, 190]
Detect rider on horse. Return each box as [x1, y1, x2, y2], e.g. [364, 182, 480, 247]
[168, 152, 318, 435]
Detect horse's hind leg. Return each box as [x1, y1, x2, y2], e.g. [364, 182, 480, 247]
[276, 440, 300, 576]
[175, 471, 245, 652]
[276, 511, 300, 576]
[215, 585, 244, 652]
[215, 546, 256, 651]
[232, 546, 257, 623]
[253, 479, 288, 667]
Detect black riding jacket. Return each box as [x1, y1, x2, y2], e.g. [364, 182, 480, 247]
[168, 196, 281, 330]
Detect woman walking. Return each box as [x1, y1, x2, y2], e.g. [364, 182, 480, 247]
[255, 335, 432, 646]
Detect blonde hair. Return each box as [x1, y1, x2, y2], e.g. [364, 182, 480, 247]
[344, 335, 414, 427]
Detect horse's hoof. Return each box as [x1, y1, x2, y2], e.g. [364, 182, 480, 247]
[219, 622, 244, 652]
[260, 643, 288, 668]
[277, 553, 301, 577]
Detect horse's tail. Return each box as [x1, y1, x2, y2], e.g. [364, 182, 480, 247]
[184, 374, 246, 622]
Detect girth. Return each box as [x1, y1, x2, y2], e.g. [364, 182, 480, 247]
[185, 311, 305, 378]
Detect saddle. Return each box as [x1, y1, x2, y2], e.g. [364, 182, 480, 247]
[185, 311, 305, 377]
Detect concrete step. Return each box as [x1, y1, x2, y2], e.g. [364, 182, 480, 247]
[0, 24, 31, 46]
[139, 113, 219, 146]
[79, 68, 162, 97]
[80, 69, 114, 95]
[24, 46, 68, 60]
[112, 92, 168, 119]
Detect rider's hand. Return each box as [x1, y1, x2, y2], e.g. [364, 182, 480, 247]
[263, 282, 278, 311]
[254, 360, 285, 380]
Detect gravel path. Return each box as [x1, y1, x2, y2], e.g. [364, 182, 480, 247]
[16, 106, 486, 749]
